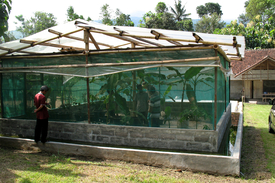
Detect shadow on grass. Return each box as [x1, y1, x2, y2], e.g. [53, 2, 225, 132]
[240, 125, 274, 180]
[0, 147, 90, 182]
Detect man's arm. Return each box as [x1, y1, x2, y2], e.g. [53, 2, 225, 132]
[34, 104, 45, 113]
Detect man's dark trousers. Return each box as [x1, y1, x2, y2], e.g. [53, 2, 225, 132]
[35, 118, 48, 143]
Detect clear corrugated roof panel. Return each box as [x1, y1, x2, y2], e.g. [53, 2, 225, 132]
[0, 19, 245, 58]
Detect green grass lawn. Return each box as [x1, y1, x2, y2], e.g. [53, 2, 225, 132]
[243, 103, 275, 178]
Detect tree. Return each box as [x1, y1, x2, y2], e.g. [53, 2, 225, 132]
[15, 12, 57, 37]
[100, 4, 113, 25]
[170, 0, 193, 31]
[0, 0, 12, 42]
[114, 9, 134, 26]
[246, 0, 275, 21]
[178, 19, 193, 31]
[196, 3, 223, 18]
[155, 2, 168, 13]
[214, 16, 275, 49]
[139, 2, 177, 30]
[67, 6, 91, 22]
[170, 0, 190, 21]
[195, 12, 225, 33]
[0, 31, 15, 43]
[238, 13, 250, 27]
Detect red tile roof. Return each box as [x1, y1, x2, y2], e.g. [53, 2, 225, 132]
[231, 48, 275, 75]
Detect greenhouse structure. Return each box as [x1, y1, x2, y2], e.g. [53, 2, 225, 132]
[0, 20, 245, 152]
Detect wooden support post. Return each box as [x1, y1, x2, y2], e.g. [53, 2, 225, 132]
[84, 29, 91, 124]
[0, 73, 2, 118]
[214, 67, 217, 131]
[132, 43, 136, 112]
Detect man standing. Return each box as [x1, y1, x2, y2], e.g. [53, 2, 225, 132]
[34, 85, 49, 144]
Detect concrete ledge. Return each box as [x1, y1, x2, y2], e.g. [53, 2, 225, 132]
[0, 128, 242, 176]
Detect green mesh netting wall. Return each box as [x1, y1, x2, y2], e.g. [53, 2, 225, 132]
[1, 49, 229, 130]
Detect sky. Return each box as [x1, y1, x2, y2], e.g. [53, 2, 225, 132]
[8, 0, 247, 31]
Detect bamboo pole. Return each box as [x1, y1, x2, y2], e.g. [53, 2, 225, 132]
[0, 46, 41, 54]
[113, 43, 131, 48]
[86, 28, 242, 48]
[213, 44, 231, 62]
[226, 53, 238, 56]
[214, 67, 217, 131]
[151, 30, 183, 46]
[84, 29, 91, 124]
[114, 27, 164, 47]
[20, 39, 84, 51]
[0, 64, 221, 79]
[48, 29, 113, 48]
[0, 28, 85, 57]
[0, 72, 2, 118]
[79, 25, 152, 47]
[230, 57, 242, 61]
[1, 45, 214, 59]
[0, 56, 219, 70]
[88, 32, 100, 50]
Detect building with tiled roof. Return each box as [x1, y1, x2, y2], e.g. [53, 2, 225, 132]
[231, 48, 275, 101]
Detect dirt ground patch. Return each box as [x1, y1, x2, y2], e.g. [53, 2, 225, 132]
[0, 145, 272, 183]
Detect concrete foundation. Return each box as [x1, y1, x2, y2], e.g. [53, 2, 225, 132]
[0, 103, 243, 176]
[0, 104, 231, 153]
[0, 110, 242, 175]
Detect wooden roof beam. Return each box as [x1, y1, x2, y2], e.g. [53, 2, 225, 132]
[20, 39, 84, 51]
[77, 25, 151, 47]
[113, 27, 164, 47]
[0, 46, 38, 55]
[151, 30, 183, 46]
[48, 29, 113, 49]
[0, 28, 84, 57]
[85, 28, 241, 47]
[87, 31, 100, 50]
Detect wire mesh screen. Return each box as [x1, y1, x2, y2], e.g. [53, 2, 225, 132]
[1, 49, 229, 130]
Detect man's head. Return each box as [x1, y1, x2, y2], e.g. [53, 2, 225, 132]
[40, 85, 49, 95]
[148, 85, 156, 95]
[137, 84, 142, 91]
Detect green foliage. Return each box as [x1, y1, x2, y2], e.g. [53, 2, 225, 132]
[139, 9, 177, 30]
[100, 4, 113, 25]
[195, 12, 225, 33]
[100, 4, 134, 26]
[15, 12, 57, 37]
[177, 19, 193, 31]
[155, 2, 168, 13]
[0, 30, 15, 43]
[170, 0, 193, 31]
[0, 0, 12, 42]
[114, 9, 134, 26]
[139, 1, 192, 31]
[246, 0, 275, 21]
[214, 16, 275, 49]
[66, 6, 91, 22]
[138, 2, 177, 30]
[170, 0, 191, 21]
[238, 13, 250, 27]
[196, 2, 223, 18]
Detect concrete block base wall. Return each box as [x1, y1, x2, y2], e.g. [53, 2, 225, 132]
[0, 104, 231, 153]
